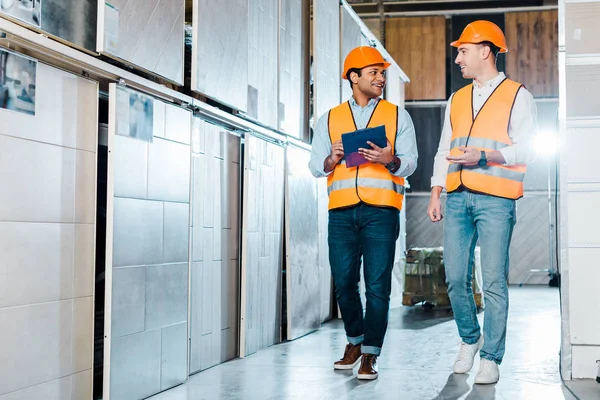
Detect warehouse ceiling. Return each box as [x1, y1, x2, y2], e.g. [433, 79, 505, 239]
[347, 0, 558, 15]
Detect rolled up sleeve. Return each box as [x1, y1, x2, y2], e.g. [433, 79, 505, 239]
[393, 108, 418, 178]
[499, 88, 538, 166]
[308, 112, 332, 178]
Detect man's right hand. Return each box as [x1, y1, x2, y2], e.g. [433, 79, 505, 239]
[324, 140, 344, 172]
[427, 187, 444, 222]
[331, 140, 344, 164]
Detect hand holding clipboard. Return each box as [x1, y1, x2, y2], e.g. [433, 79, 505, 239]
[341, 125, 389, 167]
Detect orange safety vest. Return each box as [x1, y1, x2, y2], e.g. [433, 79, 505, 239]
[446, 78, 527, 200]
[327, 99, 405, 211]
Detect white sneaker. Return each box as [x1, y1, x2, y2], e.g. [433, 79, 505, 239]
[475, 358, 499, 384]
[453, 336, 484, 374]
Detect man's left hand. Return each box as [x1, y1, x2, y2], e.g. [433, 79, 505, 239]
[446, 146, 481, 166]
[359, 139, 394, 165]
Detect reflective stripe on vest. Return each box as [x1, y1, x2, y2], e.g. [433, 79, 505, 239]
[446, 78, 527, 200]
[327, 99, 405, 211]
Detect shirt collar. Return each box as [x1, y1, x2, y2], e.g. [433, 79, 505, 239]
[349, 96, 380, 109]
[473, 72, 506, 89]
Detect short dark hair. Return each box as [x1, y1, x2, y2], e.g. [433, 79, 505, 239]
[479, 41, 500, 59]
[346, 68, 362, 88]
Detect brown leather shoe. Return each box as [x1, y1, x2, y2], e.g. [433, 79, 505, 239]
[333, 343, 362, 370]
[357, 354, 378, 380]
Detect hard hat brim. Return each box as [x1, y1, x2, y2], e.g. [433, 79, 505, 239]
[450, 40, 508, 53]
[342, 62, 392, 80]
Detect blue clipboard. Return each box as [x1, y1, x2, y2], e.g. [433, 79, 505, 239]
[341, 125, 387, 168]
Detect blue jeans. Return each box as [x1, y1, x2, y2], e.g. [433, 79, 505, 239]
[444, 190, 516, 364]
[328, 203, 399, 356]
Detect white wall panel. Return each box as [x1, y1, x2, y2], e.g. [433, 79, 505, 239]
[562, 0, 600, 380]
[0, 59, 97, 398]
[567, 126, 600, 183]
[192, 0, 248, 112]
[567, 191, 600, 246]
[240, 134, 285, 356]
[104, 84, 191, 400]
[189, 118, 241, 374]
[285, 145, 320, 340]
[97, 0, 185, 84]
[313, 0, 341, 125]
[568, 248, 600, 345]
[279, 0, 305, 138]
[248, 0, 278, 127]
[566, 64, 600, 118]
[566, 2, 600, 55]
[572, 345, 600, 379]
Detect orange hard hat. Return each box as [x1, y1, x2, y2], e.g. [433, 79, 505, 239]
[450, 20, 508, 53]
[342, 46, 391, 79]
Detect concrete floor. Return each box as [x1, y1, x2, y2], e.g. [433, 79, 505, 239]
[149, 287, 598, 400]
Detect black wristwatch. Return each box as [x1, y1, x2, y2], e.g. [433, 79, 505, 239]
[478, 151, 487, 167]
[385, 157, 400, 172]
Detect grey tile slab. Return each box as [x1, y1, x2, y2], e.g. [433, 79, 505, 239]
[147, 137, 191, 203]
[165, 103, 192, 145]
[154, 6, 185, 83]
[0, 300, 73, 395]
[0, 64, 98, 152]
[193, 0, 248, 112]
[71, 297, 93, 374]
[200, 259, 214, 337]
[111, 266, 146, 338]
[0, 222, 74, 308]
[285, 146, 320, 340]
[191, 117, 206, 155]
[112, 197, 163, 267]
[0, 375, 71, 400]
[102, 0, 184, 84]
[75, 148, 97, 224]
[42, 0, 97, 52]
[278, 0, 304, 138]
[313, 0, 341, 122]
[70, 369, 93, 400]
[73, 224, 95, 298]
[0, 135, 76, 223]
[161, 322, 188, 390]
[129, 0, 183, 74]
[341, 6, 363, 102]
[163, 202, 190, 264]
[248, 0, 278, 128]
[109, 329, 162, 400]
[153, 100, 166, 139]
[189, 261, 203, 374]
[145, 263, 188, 330]
[191, 154, 205, 262]
[202, 155, 216, 228]
[112, 134, 149, 199]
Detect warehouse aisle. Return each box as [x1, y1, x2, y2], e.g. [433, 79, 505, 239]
[149, 287, 576, 400]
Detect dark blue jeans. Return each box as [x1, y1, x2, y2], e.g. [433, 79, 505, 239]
[328, 203, 399, 356]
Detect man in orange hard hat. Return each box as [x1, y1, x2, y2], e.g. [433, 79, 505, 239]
[309, 46, 417, 380]
[427, 21, 537, 384]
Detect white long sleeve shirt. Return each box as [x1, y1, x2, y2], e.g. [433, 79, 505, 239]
[431, 72, 538, 189]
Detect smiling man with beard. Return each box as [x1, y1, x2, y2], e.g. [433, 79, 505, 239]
[309, 46, 417, 380]
[427, 21, 537, 384]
